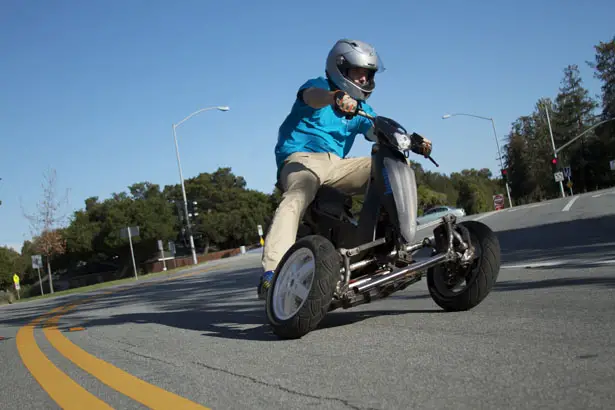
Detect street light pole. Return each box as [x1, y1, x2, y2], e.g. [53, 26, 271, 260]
[172, 105, 230, 265]
[442, 113, 513, 208]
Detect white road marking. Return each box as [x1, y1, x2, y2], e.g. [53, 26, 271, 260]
[416, 210, 498, 231]
[505, 241, 615, 253]
[592, 190, 615, 198]
[473, 211, 497, 221]
[562, 196, 579, 212]
[416, 219, 444, 231]
[502, 259, 615, 269]
[507, 202, 547, 212]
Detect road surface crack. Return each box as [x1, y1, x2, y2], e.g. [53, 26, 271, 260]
[108, 341, 378, 409]
[190, 360, 378, 410]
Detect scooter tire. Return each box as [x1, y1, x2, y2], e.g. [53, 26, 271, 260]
[266, 235, 341, 339]
[427, 220, 501, 311]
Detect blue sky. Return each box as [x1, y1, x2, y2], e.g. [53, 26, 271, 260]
[1, 0, 614, 251]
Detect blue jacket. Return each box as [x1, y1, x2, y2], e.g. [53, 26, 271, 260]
[275, 76, 377, 177]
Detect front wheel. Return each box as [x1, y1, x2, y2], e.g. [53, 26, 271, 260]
[265, 235, 341, 339]
[427, 220, 501, 311]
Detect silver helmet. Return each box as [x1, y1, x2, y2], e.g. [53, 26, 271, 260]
[325, 39, 385, 101]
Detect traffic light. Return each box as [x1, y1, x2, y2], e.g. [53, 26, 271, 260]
[500, 169, 508, 182]
[551, 157, 557, 165]
[187, 200, 199, 218]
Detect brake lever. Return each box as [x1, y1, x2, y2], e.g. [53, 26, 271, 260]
[409, 133, 439, 167]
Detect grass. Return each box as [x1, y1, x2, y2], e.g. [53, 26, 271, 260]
[10, 260, 213, 304]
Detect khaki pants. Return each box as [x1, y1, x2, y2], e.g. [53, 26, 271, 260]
[262, 152, 371, 272]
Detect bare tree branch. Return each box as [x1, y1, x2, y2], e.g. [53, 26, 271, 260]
[20, 167, 71, 293]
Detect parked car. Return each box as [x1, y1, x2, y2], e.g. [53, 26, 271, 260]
[417, 205, 466, 225]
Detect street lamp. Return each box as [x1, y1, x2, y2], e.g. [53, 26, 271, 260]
[172, 105, 230, 265]
[442, 112, 513, 208]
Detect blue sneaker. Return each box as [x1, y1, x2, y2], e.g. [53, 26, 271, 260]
[257, 270, 274, 300]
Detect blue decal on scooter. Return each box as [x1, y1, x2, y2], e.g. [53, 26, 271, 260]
[382, 167, 393, 195]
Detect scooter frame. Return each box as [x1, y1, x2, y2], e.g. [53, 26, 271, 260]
[295, 110, 476, 310]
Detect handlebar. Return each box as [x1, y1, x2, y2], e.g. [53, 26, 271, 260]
[357, 109, 376, 121]
[356, 110, 439, 167]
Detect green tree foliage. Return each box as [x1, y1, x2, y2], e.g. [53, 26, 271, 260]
[587, 36, 615, 184]
[0, 246, 25, 290]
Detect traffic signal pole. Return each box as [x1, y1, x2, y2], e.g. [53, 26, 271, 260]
[489, 119, 513, 208]
[544, 105, 566, 198]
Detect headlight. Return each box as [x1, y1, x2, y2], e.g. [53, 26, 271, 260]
[395, 132, 411, 151]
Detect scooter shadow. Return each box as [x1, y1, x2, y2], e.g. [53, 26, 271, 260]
[216, 307, 444, 341]
[248, 307, 444, 341]
[317, 308, 444, 330]
[195, 307, 445, 341]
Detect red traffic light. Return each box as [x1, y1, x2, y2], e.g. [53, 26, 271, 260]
[551, 158, 557, 165]
[501, 169, 507, 176]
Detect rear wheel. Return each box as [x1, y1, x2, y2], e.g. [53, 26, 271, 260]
[266, 235, 341, 339]
[427, 220, 501, 311]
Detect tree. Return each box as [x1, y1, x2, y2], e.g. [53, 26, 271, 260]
[552, 65, 599, 192]
[0, 246, 25, 290]
[503, 130, 534, 203]
[502, 95, 594, 203]
[21, 168, 69, 293]
[587, 36, 615, 183]
[588, 36, 615, 124]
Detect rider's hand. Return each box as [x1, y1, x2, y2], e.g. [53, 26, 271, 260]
[420, 137, 433, 157]
[333, 90, 358, 116]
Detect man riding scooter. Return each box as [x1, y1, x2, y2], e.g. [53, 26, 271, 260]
[257, 38, 432, 299]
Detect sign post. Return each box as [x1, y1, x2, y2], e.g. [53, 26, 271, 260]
[31, 254, 44, 295]
[157, 240, 167, 271]
[257, 224, 264, 246]
[492, 194, 505, 210]
[13, 274, 20, 300]
[120, 226, 140, 279]
[168, 241, 177, 269]
[563, 166, 573, 196]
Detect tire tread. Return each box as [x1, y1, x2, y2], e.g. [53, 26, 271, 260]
[266, 235, 340, 339]
[427, 221, 501, 312]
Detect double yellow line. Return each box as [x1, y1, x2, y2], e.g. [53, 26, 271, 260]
[15, 263, 231, 409]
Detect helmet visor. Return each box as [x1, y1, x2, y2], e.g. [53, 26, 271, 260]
[348, 41, 386, 73]
[373, 50, 385, 73]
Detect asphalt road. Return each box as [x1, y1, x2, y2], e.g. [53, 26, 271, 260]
[2, 188, 615, 409]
